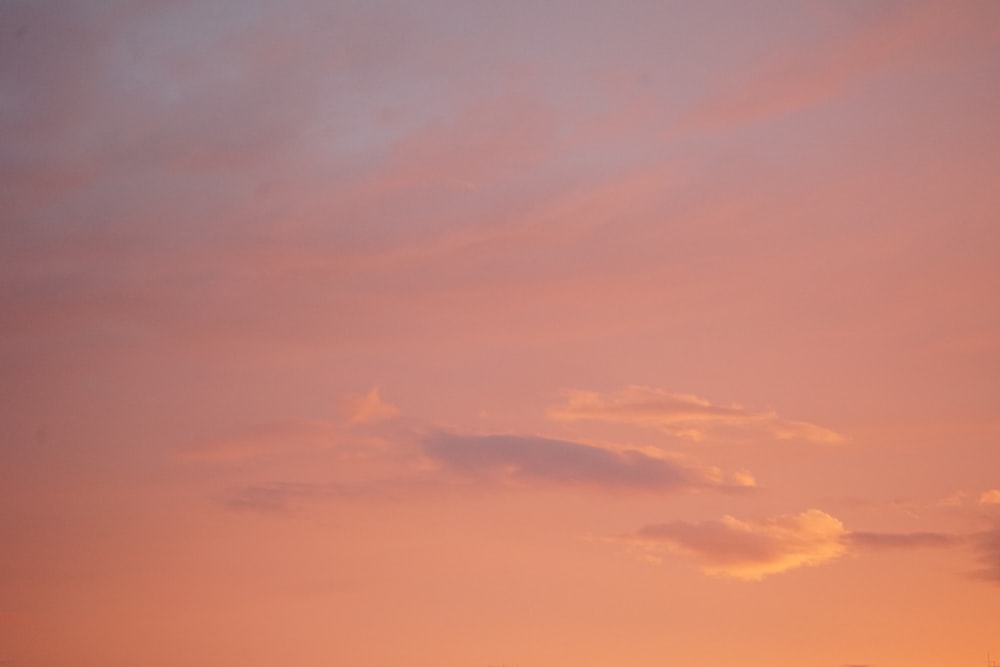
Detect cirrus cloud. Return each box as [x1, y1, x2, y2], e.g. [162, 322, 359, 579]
[550, 386, 844, 444]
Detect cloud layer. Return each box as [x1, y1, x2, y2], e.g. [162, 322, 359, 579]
[633, 509, 847, 580]
[550, 386, 844, 444]
[421, 431, 750, 494]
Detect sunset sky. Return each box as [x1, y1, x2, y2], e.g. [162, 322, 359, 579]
[2, 1, 1000, 666]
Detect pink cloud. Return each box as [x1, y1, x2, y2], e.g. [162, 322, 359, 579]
[344, 387, 399, 425]
[632, 509, 847, 580]
[550, 386, 844, 444]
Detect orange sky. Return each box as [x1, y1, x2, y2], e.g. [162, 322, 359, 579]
[2, 1, 1000, 666]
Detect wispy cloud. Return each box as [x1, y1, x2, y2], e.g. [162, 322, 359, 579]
[630, 509, 847, 580]
[971, 524, 1000, 584]
[223, 427, 755, 512]
[550, 386, 844, 444]
[224, 478, 438, 512]
[674, 1, 973, 133]
[845, 531, 962, 551]
[422, 431, 751, 494]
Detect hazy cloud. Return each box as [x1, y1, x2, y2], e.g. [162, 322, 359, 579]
[632, 509, 847, 580]
[971, 524, 1000, 584]
[980, 489, 1000, 505]
[846, 531, 961, 551]
[224, 477, 441, 512]
[550, 386, 844, 444]
[422, 431, 747, 494]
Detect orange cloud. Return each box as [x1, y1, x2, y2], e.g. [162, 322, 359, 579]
[979, 489, 1000, 505]
[550, 386, 844, 444]
[633, 509, 847, 580]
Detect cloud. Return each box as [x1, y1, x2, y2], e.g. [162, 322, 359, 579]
[980, 489, 1000, 505]
[632, 509, 847, 580]
[222, 427, 755, 512]
[845, 531, 961, 551]
[225, 480, 398, 512]
[970, 521, 1000, 584]
[421, 431, 747, 494]
[550, 386, 844, 444]
[224, 475, 465, 512]
[344, 387, 400, 424]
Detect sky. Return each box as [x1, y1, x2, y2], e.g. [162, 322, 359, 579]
[1, 1, 1000, 666]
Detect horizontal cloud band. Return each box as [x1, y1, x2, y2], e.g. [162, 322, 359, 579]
[422, 431, 748, 493]
[550, 386, 844, 444]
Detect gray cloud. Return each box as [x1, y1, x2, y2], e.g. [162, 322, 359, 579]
[971, 524, 1000, 584]
[225, 428, 752, 512]
[224, 477, 438, 512]
[422, 431, 744, 494]
[845, 531, 962, 551]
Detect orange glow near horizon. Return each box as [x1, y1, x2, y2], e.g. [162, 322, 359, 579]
[2, 1, 1000, 666]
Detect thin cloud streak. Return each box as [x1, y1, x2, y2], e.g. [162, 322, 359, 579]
[550, 386, 844, 444]
[673, 1, 977, 134]
[222, 426, 756, 512]
[422, 431, 751, 494]
[846, 531, 963, 551]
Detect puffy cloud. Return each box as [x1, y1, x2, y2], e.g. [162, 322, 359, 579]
[421, 431, 743, 494]
[632, 509, 847, 580]
[550, 386, 844, 444]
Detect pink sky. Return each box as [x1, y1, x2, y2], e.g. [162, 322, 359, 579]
[2, 1, 1000, 666]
